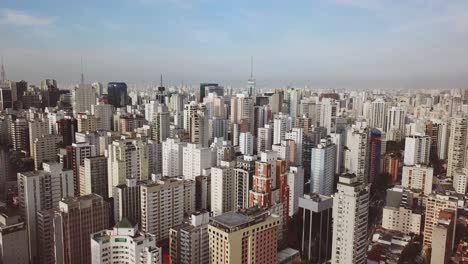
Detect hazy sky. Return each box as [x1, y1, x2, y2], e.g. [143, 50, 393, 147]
[1, 0, 468, 89]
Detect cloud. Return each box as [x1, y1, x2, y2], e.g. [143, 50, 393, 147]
[0, 9, 56, 26]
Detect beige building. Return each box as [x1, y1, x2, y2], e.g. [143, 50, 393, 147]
[33, 134, 63, 170]
[401, 165, 433, 195]
[208, 210, 280, 264]
[382, 206, 421, 235]
[447, 117, 467, 177]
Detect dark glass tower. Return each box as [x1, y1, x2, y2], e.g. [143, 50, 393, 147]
[107, 82, 129, 108]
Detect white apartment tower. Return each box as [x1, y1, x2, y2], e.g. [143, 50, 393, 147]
[107, 139, 149, 197]
[331, 174, 370, 264]
[287, 166, 304, 216]
[369, 98, 390, 130]
[310, 138, 337, 196]
[345, 121, 369, 183]
[140, 179, 184, 242]
[273, 113, 291, 144]
[402, 165, 433, 195]
[182, 143, 213, 180]
[211, 161, 236, 216]
[404, 134, 431, 166]
[239, 132, 254, 156]
[91, 219, 162, 264]
[162, 138, 187, 177]
[17, 162, 74, 263]
[320, 98, 337, 135]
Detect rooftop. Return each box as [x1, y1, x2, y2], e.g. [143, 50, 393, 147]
[211, 212, 252, 228]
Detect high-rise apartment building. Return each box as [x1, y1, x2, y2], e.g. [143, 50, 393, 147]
[91, 218, 162, 264]
[92, 103, 114, 131]
[107, 139, 149, 196]
[345, 121, 369, 183]
[285, 127, 304, 166]
[28, 118, 49, 154]
[331, 174, 369, 264]
[211, 161, 236, 216]
[239, 132, 254, 156]
[423, 194, 458, 248]
[73, 83, 97, 115]
[17, 162, 74, 263]
[257, 125, 273, 153]
[453, 168, 468, 194]
[169, 211, 210, 264]
[319, 98, 337, 135]
[430, 210, 455, 264]
[140, 178, 184, 242]
[76, 112, 98, 132]
[401, 165, 433, 195]
[369, 98, 390, 130]
[447, 117, 467, 177]
[72, 142, 97, 196]
[310, 138, 337, 196]
[37, 194, 109, 264]
[0, 209, 29, 264]
[382, 186, 422, 235]
[9, 117, 29, 152]
[81, 156, 108, 197]
[33, 134, 62, 170]
[113, 178, 142, 225]
[162, 138, 187, 177]
[287, 166, 304, 217]
[404, 134, 431, 166]
[273, 112, 291, 144]
[183, 143, 213, 180]
[386, 106, 406, 135]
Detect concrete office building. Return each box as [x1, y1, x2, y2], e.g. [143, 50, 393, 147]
[299, 193, 333, 263]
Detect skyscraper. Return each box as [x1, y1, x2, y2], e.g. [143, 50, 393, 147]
[17, 162, 74, 263]
[447, 117, 467, 177]
[310, 138, 337, 196]
[299, 193, 333, 263]
[73, 83, 98, 115]
[345, 121, 369, 183]
[369, 97, 390, 130]
[107, 82, 129, 108]
[404, 134, 431, 166]
[331, 174, 369, 264]
[38, 194, 110, 264]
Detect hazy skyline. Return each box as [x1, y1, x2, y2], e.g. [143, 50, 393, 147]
[1, 0, 468, 89]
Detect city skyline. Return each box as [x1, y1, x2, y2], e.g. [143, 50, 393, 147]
[1, 0, 468, 89]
